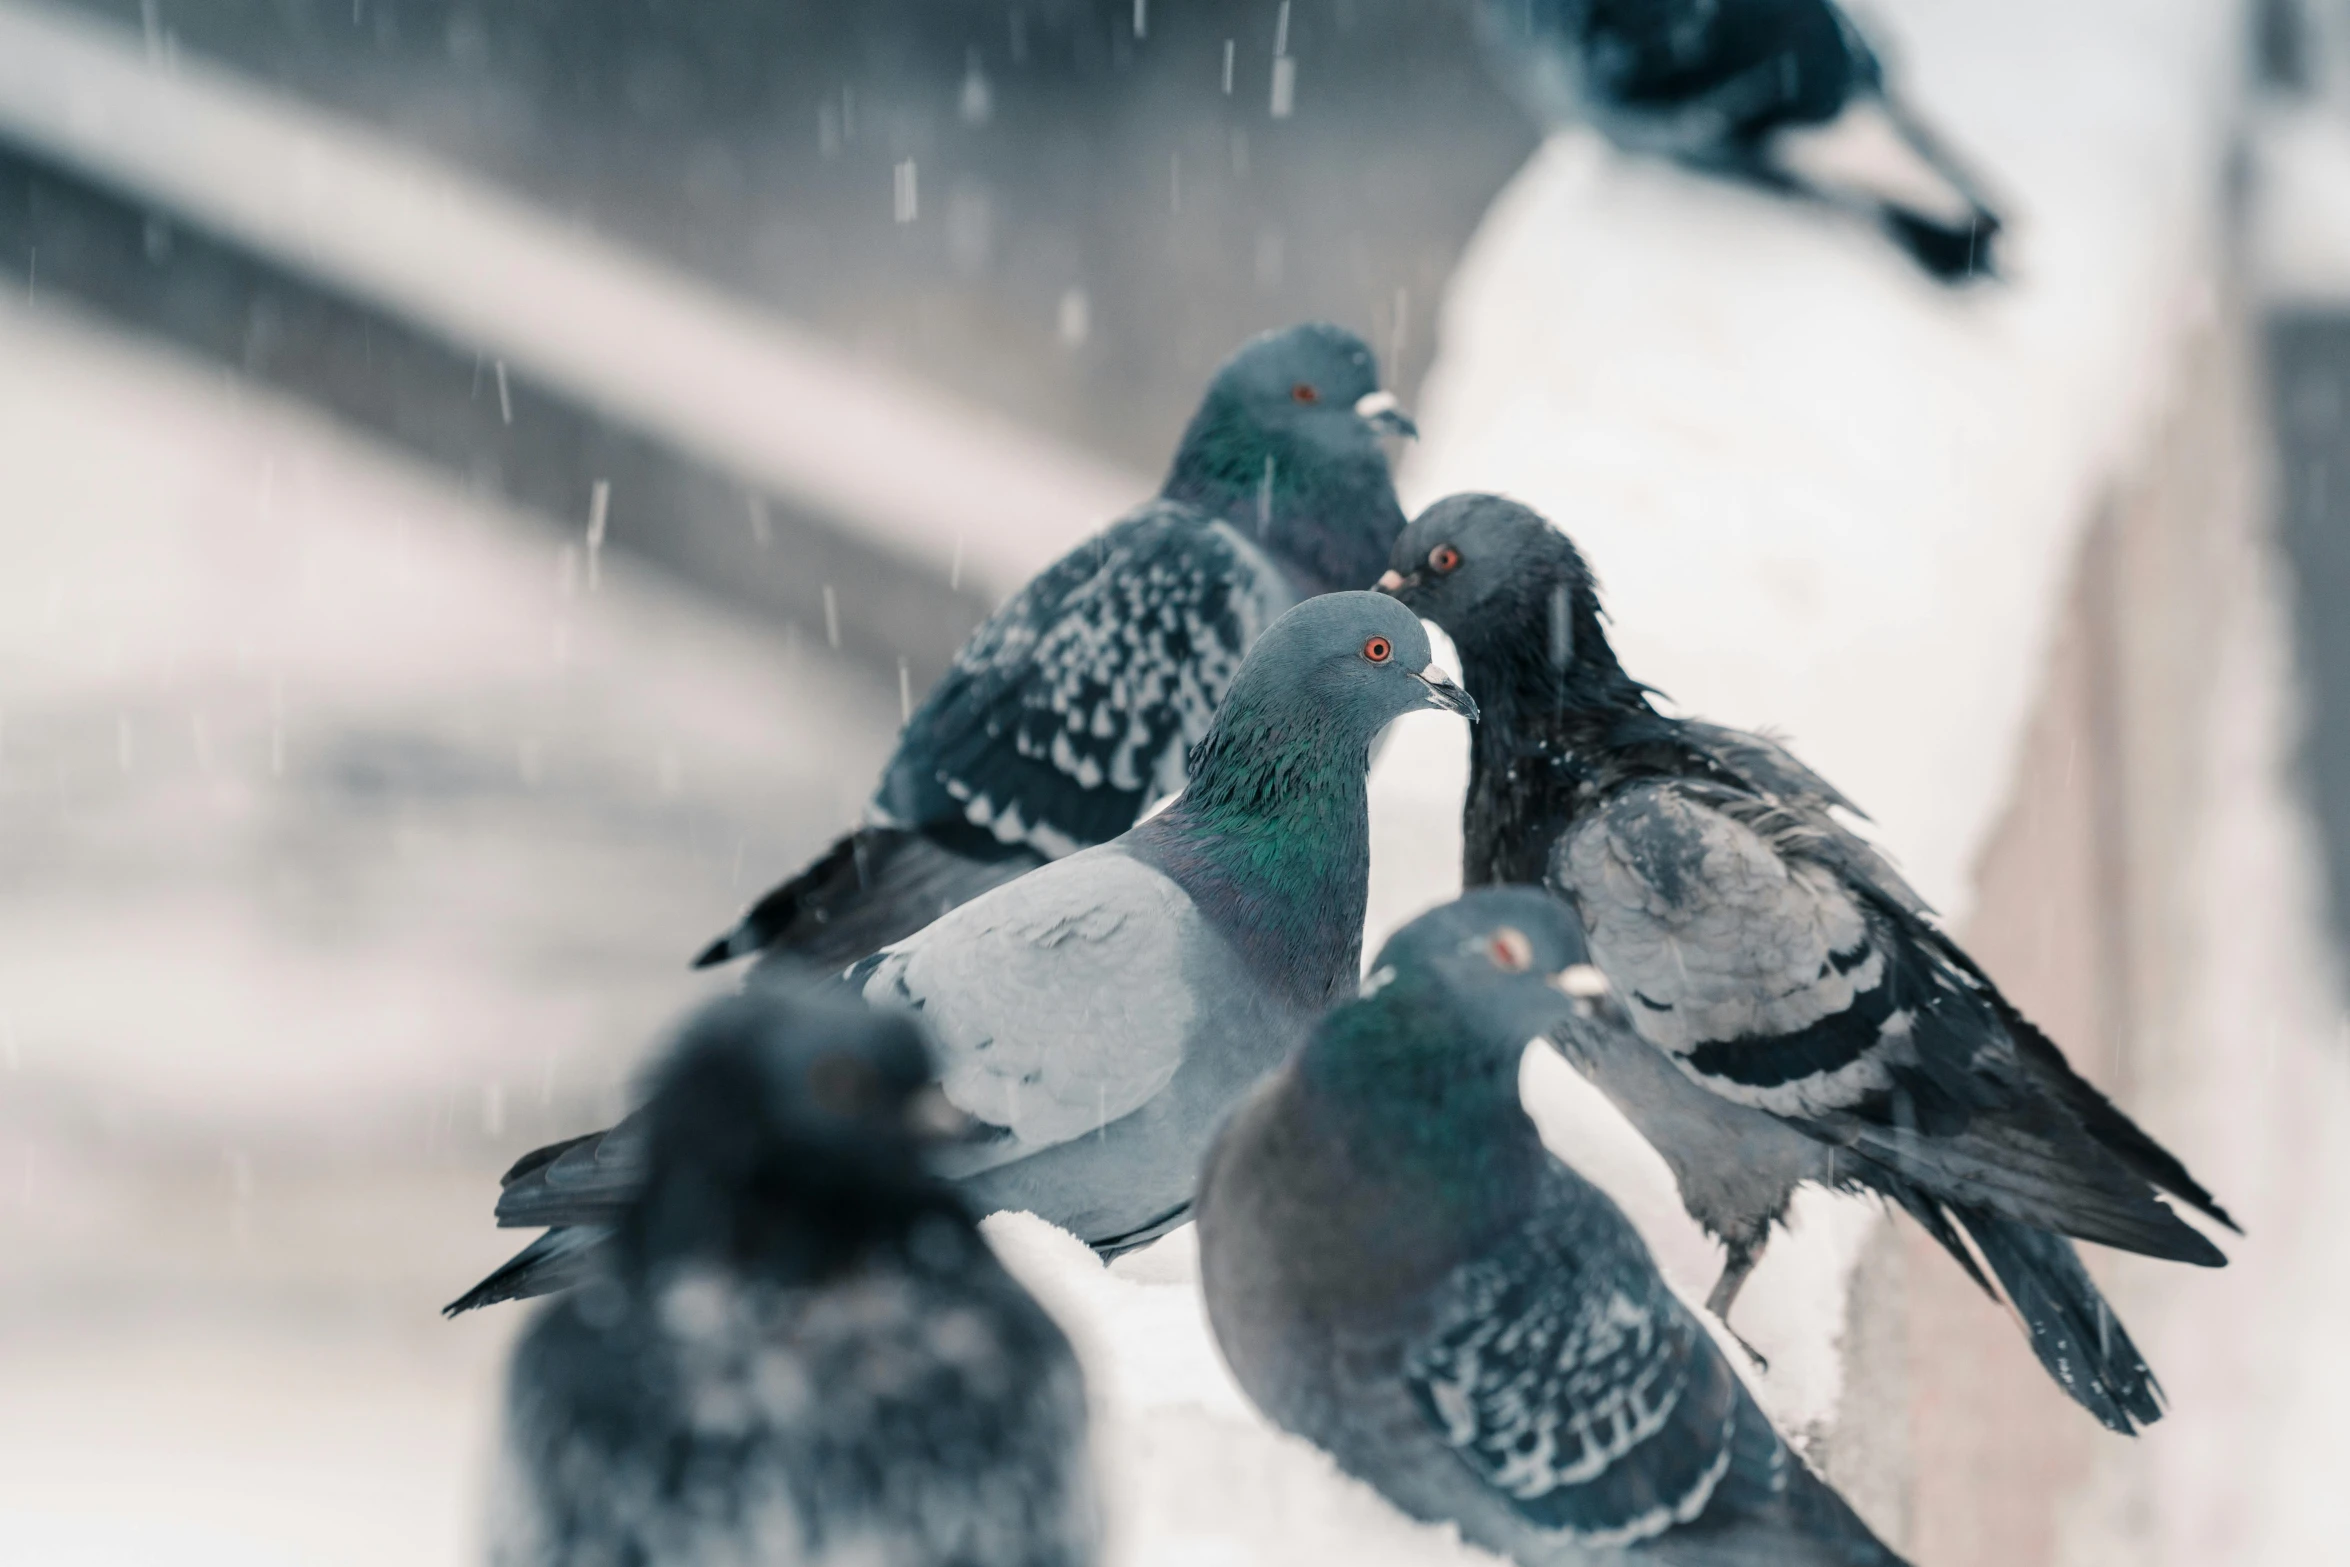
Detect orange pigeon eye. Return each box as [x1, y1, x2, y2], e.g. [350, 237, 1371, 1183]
[1363, 636, 1392, 663]
[1291, 382, 1320, 403]
[1490, 928, 1533, 972]
[1429, 544, 1461, 573]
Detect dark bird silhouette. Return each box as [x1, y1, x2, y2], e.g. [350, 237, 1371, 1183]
[695, 323, 1415, 974]
[490, 983, 1098, 1567]
[1477, 0, 2003, 282]
[453, 594, 1476, 1313]
[1380, 493, 2235, 1433]
[1198, 888, 1908, 1566]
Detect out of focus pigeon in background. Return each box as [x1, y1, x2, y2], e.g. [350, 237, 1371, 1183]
[453, 593, 1475, 1311]
[1477, 0, 2002, 281]
[1198, 888, 1908, 1567]
[1381, 495, 2235, 1433]
[491, 985, 1097, 1567]
[696, 323, 1415, 973]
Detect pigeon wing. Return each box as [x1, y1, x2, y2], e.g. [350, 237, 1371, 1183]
[490, 1114, 651, 1229]
[1556, 779, 1923, 1121]
[1558, 781, 2222, 1262]
[1403, 1169, 1742, 1546]
[876, 503, 1292, 858]
[854, 847, 1203, 1167]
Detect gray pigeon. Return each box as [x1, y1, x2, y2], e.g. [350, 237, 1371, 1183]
[1380, 494, 2236, 1433]
[451, 592, 1475, 1312]
[1477, 0, 2002, 282]
[695, 323, 1415, 973]
[1197, 888, 1907, 1567]
[491, 984, 1098, 1567]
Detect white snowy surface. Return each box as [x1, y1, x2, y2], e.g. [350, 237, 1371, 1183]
[2249, 100, 2350, 305]
[1353, 0, 2247, 1449]
[0, 0, 1143, 597]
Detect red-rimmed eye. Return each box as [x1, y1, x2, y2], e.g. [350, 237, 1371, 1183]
[1490, 928, 1533, 972]
[1429, 544, 1461, 573]
[1363, 635, 1392, 663]
[1291, 382, 1320, 404]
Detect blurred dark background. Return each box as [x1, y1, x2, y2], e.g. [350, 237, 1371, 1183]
[52, 0, 1533, 470]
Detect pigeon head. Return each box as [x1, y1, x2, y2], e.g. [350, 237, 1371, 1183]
[1365, 886, 1602, 1054]
[1379, 493, 1635, 714]
[619, 983, 964, 1277]
[1185, 591, 1474, 809]
[1163, 323, 1412, 596]
[1293, 888, 1595, 1201]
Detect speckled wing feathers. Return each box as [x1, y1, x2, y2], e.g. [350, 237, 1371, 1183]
[879, 503, 1291, 858]
[495, 1256, 1096, 1567]
[1403, 1175, 1742, 1546]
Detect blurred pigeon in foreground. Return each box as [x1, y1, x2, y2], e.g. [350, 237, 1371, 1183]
[1198, 889, 1907, 1567]
[452, 593, 1475, 1312]
[1381, 495, 2235, 1433]
[696, 323, 1415, 973]
[490, 986, 1098, 1567]
[1478, 0, 2002, 282]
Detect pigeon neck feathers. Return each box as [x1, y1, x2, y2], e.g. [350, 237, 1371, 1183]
[1124, 684, 1377, 1015]
[1304, 971, 1546, 1185]
[1161, 387, 1405, 597]
[1448, 564, 1678, 883]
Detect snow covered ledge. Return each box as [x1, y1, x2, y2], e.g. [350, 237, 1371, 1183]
[1370, 0, 2251, 1560]
[980, 4, 2263, 1564]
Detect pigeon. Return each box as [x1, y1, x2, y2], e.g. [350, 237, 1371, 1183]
[695, 322, 1416, 974]
[489, 983, 1099, 1567]
[1476, 0, 2003, 282]
[450, 592, 1475, 1313]
[1197, 888, 1908, 1567]
[1379, 494, 2236, 1433]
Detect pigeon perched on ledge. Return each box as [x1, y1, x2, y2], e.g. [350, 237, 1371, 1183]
[1477, 0, 2003, 282]
[452, 593, 1475, 1312]
[1198, 889, 1907, 1567]
[490, 985, 1098, 1567]
[1380, 494, 2236, 1433]
[695, 322, 1415, 973]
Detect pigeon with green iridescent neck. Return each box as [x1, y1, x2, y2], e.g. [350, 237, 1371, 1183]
[1198, 889, 1906, 1567]
[1381, 493, 2236, 1435]
[449, 593, 1473, 1312]
[694, 323, 1414, 975]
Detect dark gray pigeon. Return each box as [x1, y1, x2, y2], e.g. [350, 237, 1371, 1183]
[1379, 494, 2236, 1434]
[490, 984, 1098, 1567]
[695, 322, 1415, 974]
[452, 592, 1475, 1313]
[1478, 0, 2002, 282]
[1198, 888, 1907, 1567]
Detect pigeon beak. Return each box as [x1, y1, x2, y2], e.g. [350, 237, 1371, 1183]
[1354, 389, 1418, 440]
[1377, 568, 1418, 595]
[1414, 665, 1477, 721]
[1547, 964, 1610, 1001]
[904, 1082, 980, 1143]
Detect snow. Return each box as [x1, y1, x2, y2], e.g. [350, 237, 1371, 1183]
[2249, 101, 2350, 305]
[1374, 0, 2242, 1450]
[989, 1, 2256, 1556]
[0, 0, 2306, 1560]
